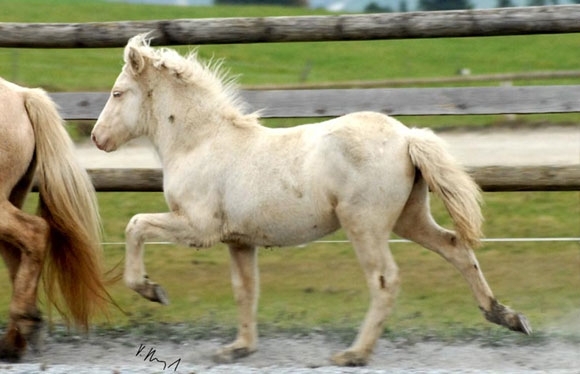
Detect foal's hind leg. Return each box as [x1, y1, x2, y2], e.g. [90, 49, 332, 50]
[394, 178, 531, 334]
[0, 201, 49, 361]
[332, 206, 401, 366]
[213, 243, 259, 363]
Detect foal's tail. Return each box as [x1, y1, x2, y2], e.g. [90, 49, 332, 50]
[406, 128, 483, 248]
[23, 88, 111, 329]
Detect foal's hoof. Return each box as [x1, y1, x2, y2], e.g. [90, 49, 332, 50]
[212, 345, 255, 364]
[483, 299, 532, 335]
[331, 350, 369, 367]
[134, 280, 170, 305]
[508, 312, 532, 335]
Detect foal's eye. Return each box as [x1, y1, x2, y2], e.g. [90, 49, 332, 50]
[112, 91, 123, 98]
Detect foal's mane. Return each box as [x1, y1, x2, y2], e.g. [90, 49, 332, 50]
[126, 34, 252, 117]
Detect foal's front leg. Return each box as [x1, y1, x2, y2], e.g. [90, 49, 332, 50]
[213, 243, 259, 363]
[124, 212, 206, 304]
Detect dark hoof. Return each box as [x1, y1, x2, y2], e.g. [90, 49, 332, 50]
[0, 330, 26, 363]
[483, 299, 532, 335]
[135, 280, 170, 305]
[0, 346, 22, 363]
[331, 350, 369, 367]
[511, 313, 532, 335]
[212, 346, 254, 364]
[26, 320, 46, 354]
[150, 284, 169, 305]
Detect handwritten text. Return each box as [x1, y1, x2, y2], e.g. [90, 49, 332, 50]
[136, 343, 181, 372]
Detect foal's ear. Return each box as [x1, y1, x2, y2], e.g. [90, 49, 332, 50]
[126, 46, 146, 75]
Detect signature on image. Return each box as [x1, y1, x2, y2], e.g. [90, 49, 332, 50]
[136, 343, 181, 371]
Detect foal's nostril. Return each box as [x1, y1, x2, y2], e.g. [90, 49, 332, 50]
[91, 132, 103, 150]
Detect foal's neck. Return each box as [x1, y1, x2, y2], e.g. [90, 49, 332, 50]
[150, 101, 255, 167]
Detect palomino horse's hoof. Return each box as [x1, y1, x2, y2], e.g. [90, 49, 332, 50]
[0, 345, 22, 363]
[0, 330, 26, 363]
[23, 319, 45, 354]
[0, 342, 23, 363]
[0, 313, 46, 361]
[330, 350, 369, 367]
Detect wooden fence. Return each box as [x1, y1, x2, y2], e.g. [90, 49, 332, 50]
[2, 6, 580, 47]
[4, 5, 578, 192]
[50, 86, 580, 192]
[51, 85, 580, 119]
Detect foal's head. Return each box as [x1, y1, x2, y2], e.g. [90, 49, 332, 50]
[92, 33, 241, 152]
[92, 35, 150, 152]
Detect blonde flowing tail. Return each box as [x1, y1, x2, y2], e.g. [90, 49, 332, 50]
[23, 88, 110, 329]
[406, 128, 483, 248]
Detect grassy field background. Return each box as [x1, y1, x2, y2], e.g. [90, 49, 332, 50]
[0, 0, 578, 341]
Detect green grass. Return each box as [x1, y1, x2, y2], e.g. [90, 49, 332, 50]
[0, 0, 578, 340]
[4, 31, 580, 92]
[2, 0, 580, 90]
[11, 191, 577, 340]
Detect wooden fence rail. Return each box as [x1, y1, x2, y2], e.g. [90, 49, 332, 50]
[48, 86, 580, 193]
[83, 166, 580, 193]
[1, 5, 580, 48]
[51, 85, 580, 119]
[47, 85, 580, 192]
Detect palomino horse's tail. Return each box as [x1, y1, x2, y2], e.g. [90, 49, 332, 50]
[406, 128, 483, 248]
[23, 88, 110, 329]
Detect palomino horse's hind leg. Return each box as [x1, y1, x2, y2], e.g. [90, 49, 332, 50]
[331, 206, 401, 366]
[393, 178, 531, 334]
[0, 242, 26, 361]
[213, 243, 259, 363]
[0, 201, 49, 361]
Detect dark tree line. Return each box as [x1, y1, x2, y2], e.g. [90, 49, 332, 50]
[365, 0, 577, 13]
[366, 0, 473, 12]
[217, 0, 580, 10]
[418, 0, 473, 10]
[215, 0, 307, 5]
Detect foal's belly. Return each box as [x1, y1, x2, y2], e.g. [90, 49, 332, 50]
[266, 217, 340, 247]
[224, 205, 341, 248]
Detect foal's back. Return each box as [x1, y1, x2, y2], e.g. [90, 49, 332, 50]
[247, 111, 414, 184]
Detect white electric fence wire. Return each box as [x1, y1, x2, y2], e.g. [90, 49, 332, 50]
[101, 237, 580, 246]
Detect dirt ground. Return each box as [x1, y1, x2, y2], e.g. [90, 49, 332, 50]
[4, 327, 580, 373]
[3, 125, 579, 373]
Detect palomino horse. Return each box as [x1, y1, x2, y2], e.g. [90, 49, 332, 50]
[0, 78, 110, 361]
[92, 34, 531, 366]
